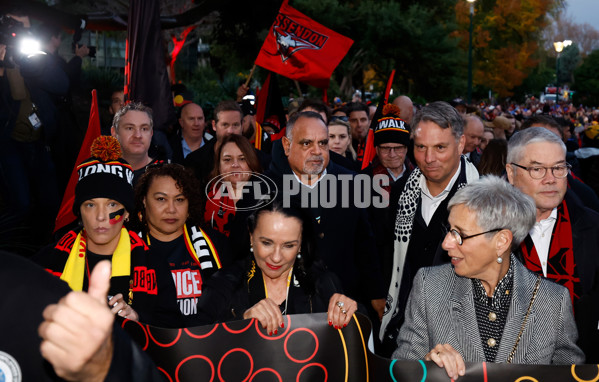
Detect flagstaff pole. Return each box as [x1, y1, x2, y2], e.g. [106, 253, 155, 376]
[294, 80, 302, 98]
[245, 64, 257, 87]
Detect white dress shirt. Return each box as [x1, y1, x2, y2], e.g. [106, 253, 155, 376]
[420, 162, 461, 226]
[529, 208, 558, 276]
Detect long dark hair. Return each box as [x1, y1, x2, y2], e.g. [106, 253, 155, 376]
[132, 163, 206, 235]
[478, 139, 508, 176]
[209, 135, 262, 181]
[246, 201, 317, 296]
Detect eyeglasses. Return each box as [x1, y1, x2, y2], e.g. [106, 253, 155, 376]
[377, 145, 407, 154]
[510, 163, 571, 179]
[445, 227, 503, 246]
[330, 116, 349, 122]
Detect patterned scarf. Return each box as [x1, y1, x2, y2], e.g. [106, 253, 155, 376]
[204, 183, 236, 237]
[145, 224, 222, 271]
[61, 228, 131, 291]
[182, 224, 222, 270]
[379, 156, 479, 340]
[520, 199, 581, 305]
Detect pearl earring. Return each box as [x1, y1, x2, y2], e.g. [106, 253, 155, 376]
[496, 256, 503, 264]
[250, 246, 253, 252]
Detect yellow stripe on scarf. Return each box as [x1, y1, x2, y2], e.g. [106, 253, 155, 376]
[183, 224, 222, 269]
[61, 228, 132, 291]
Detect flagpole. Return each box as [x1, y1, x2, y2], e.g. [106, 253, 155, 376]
[294, 80, 302, 98]
[245, 64, 257, 87]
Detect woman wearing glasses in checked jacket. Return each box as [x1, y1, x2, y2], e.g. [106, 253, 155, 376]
[393, 176, 583, 380]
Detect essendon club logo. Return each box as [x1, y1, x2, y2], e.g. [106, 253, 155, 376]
[273, 13, 329, 62]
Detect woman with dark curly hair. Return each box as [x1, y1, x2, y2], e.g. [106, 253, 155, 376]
[197, 201, 358, 334]
[133, 163, 231, 326]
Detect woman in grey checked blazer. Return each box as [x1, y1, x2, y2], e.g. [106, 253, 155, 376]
[393, 176, 584, 380]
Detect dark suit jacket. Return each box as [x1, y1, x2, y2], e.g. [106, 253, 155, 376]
[467, 147, 482, 167]
[266, 141, 385, 304]
[515, 190, 599, 363]
[394, 260, 584, 364]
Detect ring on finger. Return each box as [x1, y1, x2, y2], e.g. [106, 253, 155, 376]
[336, 301, 344, 308]
[341, 309, 347, 315]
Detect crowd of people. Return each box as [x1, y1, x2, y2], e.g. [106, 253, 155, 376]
[2, 14, 599, 381]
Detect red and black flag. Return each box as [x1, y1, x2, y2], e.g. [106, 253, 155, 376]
[54, 89, 102, 233]
[255, 72, 287, 146]
[361, 70, 396, 170]
[255, 0, 353, 88]
[125, 0, 175, 132]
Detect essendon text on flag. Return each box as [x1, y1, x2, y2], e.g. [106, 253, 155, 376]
[273, 13, 329, 61]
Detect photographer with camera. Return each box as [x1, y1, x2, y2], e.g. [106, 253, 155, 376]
[0, 13, 62, 248]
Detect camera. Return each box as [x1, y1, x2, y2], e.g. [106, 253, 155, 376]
[72, 42, 97, 59]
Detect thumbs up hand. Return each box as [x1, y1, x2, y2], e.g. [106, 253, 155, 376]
[39, 260, 114, 382]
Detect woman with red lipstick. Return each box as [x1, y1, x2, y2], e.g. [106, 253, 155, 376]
[393, 176, 583, 380]
[133, 163, 231, 326]
[197, 202, 358, 335]
[35, 136, 159, 323]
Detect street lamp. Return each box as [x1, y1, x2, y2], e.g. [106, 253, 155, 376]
[467, 0, 476, 105]
[553, 40, 572, 88]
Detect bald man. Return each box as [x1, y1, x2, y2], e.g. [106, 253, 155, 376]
[392, 95, 414, 125]
[463, 115, 484, 166]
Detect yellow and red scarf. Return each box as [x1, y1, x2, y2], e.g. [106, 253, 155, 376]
[60, 228, 131, 291]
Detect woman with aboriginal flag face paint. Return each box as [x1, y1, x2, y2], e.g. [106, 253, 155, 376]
[34, 136, 161, 324]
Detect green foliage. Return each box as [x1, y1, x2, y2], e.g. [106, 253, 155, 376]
[185, 66, 244, 118]
[573, 49, 599, 106]
[293, 0, 464, 101]
[557, 44, 580, 85]
[80, 66, 124, 107]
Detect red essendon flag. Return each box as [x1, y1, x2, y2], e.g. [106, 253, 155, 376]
[255, 0, 353, 88]
[54, 89, 102, 232]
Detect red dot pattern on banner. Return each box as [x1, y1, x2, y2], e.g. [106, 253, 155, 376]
[222, 319, 255, 334]
[175, 355, 214, 382]
[217, 348, 254, 382]
[250, 368, 283, 382]
[157, 367, 173, 382]
[184, 324, 219, 339]
[121, 319, 149, 350]
[255, 315, 292, 340]
[148, 327, 182, 347]
[283, 328, 319, 363]
[296, 363, 328, 382]
[131, 314, 343, 381]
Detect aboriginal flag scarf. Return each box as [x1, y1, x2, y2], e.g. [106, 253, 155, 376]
[520, 199, 581, 305]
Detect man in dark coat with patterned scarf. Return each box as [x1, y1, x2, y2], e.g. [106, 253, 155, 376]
[506, 126, 599, 363]
[379, 101, 479, 355]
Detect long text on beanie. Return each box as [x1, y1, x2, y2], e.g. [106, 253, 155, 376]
[73, 136, 135, 215]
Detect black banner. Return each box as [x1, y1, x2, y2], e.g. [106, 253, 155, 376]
[124, 313, 599, 381]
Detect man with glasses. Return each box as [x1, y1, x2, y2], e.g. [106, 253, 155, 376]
[507, 126, 599, 363]
[378, 101, 479, 356]
[364, 104, 413, 325]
